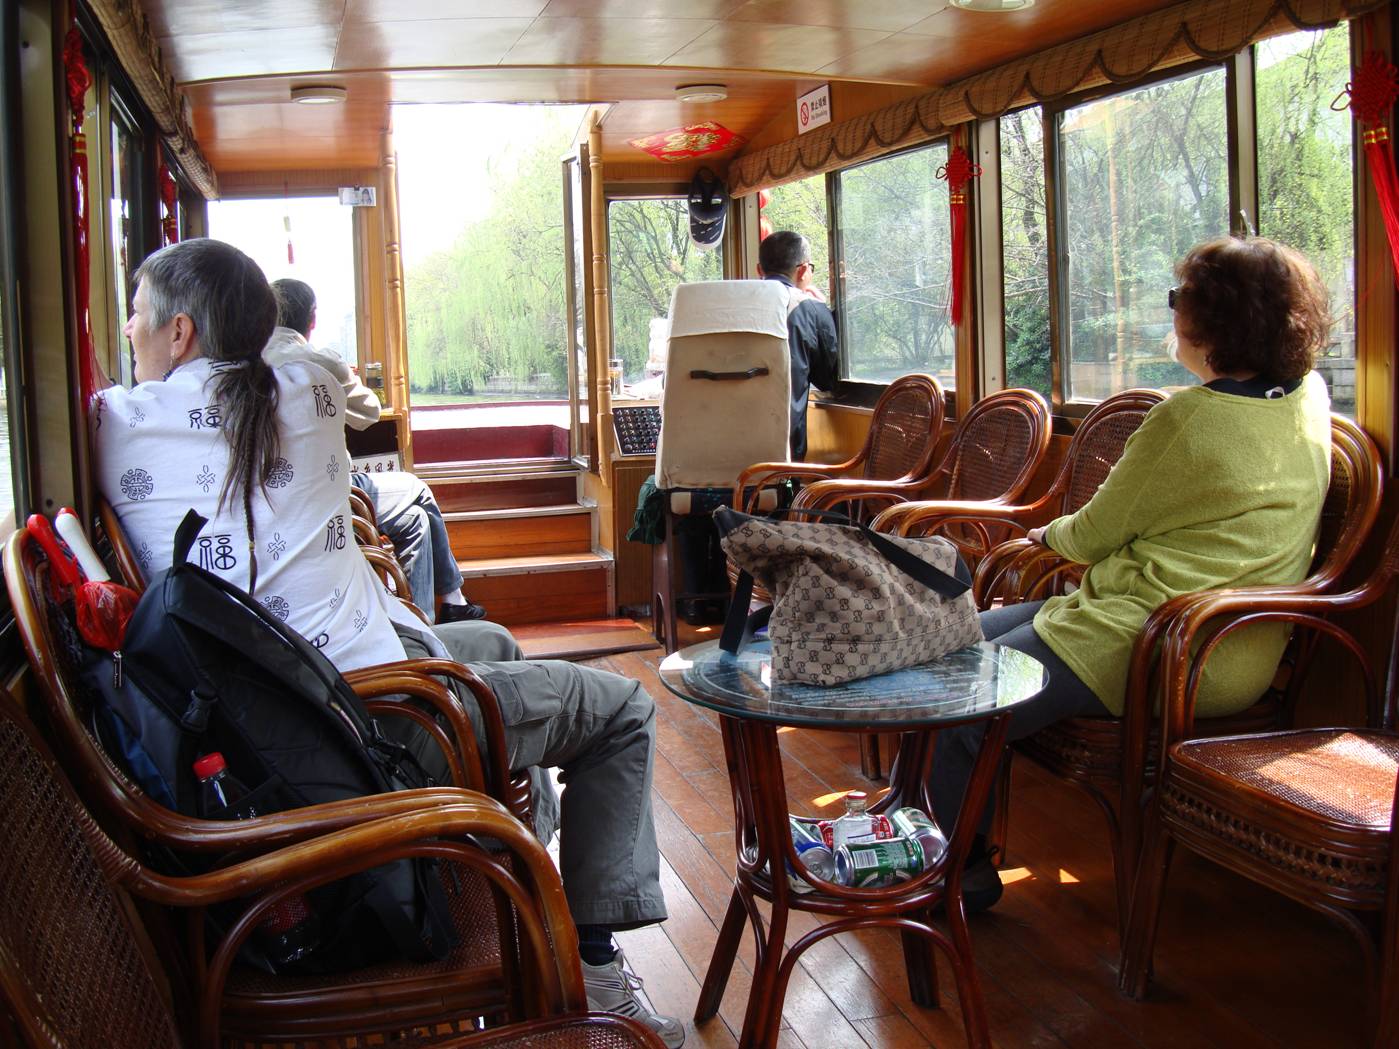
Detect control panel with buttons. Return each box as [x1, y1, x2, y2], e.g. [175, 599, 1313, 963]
[612, 405, 662, 456]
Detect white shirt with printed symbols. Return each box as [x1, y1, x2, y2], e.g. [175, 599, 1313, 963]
[94, 357, 432, 672]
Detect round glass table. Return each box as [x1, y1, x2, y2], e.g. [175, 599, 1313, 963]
[659, 639, 1047, 1049]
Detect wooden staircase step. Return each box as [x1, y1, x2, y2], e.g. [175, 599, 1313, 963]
[459, 553, 611, 626]
[423, 469, 579, 514]
[445, 505, 593, 560]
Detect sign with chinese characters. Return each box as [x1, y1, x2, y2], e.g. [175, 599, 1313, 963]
[797, 85, 831, 134]
[339, 186, 376, 206]
[349, 452, 402, 475]
[628, 121, 745, 162]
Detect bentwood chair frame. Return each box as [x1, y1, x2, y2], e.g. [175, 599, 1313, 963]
[974, 415, 1384, 936]
[1118, 512, 1399, 1047]
[790, 387, 1052, 532]
[4, 527, 544, 1045]
[0, 687, 665, 1049]
[733, 373, 946, 515]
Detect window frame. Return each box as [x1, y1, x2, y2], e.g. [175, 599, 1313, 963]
[1041, 56, 1239, 416]
[828, 136, 957, 406]
[0, 0, 28, 526]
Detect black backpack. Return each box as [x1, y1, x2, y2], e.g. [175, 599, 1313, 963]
[75, 509, 457, 974]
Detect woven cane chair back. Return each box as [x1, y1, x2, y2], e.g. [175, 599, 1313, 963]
[1311, 415, 1383, 587]
[862, 374, 944, 481]
[944, 388, 1051, 502]
[0, 691, 183, 1049]
[1061, 390, 1166, 515]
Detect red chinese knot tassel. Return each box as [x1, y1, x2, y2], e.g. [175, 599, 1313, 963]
[158, 163, 179, 246]
[937, 146, 982, 325]
[1344, 51, 1399, 286]
[63, 27, 96, 411]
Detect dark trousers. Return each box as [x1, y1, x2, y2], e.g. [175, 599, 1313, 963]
[930, 600, 1111, 836]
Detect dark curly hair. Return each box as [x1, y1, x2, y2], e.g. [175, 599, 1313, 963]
[1172, 236, 1330, 383]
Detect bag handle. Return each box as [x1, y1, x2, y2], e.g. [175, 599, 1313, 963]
[715, 506, 970, 659]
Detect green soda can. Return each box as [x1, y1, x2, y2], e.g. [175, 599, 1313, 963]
[835, 837, 925, 888]
[888, 807, 950, 869]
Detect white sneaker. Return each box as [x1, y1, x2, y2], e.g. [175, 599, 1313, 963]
[581, 948, 686, 1048]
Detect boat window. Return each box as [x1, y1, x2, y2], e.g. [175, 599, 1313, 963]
[1059, 67, 1227, 401]
[395, 104, 587, 410]
[1256, 25, 1356, 417]
[108, 109, 141, 387]
[761, 172, 830, 287]
[833, 141, 954, 389]
[207, 196, 358, 366]
[1000, 105, 1051, 402]
[607, 197, 722, 391]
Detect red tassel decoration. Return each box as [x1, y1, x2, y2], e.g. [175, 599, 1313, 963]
[937, 146, 982, 325]
[63, 28, 95, 410]
[158, 162, 179, 246]
[1343, 51, 1399, 285]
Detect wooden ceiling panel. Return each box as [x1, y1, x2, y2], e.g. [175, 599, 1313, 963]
[140, 0, 1214, 180]
[345, 0, 550, 21]
[143, 0, 347, 38]
[503, 17, 718, 67]
[904, 0, 1182, 52]
[540, 0, 747, 17]
[156, 26, 341, 83]
[664, 22, 891, 74]
[333, 18, 537, 70]
[726, 0, 948, 34]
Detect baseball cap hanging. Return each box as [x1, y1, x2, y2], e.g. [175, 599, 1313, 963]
[688, 167, 728, 250]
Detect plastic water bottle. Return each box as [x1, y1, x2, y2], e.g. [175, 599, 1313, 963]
[193, 753, 322, 966]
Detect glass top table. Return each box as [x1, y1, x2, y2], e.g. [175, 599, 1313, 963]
[658, 638, 1048, 729]
[659, 638, 1048, 1049]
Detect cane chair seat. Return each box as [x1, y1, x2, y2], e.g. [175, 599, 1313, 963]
[1169, 732, 1399, 839]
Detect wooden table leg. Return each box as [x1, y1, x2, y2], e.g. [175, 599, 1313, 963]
[695, 887, 747, 1023]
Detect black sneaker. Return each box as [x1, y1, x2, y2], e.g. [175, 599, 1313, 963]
[958, 857, 1004, 913]
[437, 601, 488, 624]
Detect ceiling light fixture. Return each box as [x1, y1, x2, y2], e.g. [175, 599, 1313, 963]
[949, 0, 1034, 10]
[675, 84, 728, 104]
[291, 85, 348, 105]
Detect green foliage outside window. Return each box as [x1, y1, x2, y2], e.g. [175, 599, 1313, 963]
[837, 144, 954, 386]
[608, 199, 722, 382]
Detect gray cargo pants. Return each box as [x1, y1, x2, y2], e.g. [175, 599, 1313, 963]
[388, 619, 668, 930]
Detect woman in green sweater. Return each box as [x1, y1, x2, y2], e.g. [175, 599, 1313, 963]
[937, 236, 1333, 910]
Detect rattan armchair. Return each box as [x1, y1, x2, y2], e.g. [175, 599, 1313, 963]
[979, 415, 1384, 935]
[792, 387, 1052, 550]
[1118, 513, 1399, 1048]
[3, 527, 555, 1045]
[874, 389, 1166, 573]
[0, 686, 665, 1049]
[733, 373, 945, 515]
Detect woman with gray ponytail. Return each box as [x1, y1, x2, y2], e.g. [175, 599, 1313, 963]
[94, 239, 682, 1045]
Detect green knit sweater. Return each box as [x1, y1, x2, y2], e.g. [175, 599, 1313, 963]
[1038, 372, 1330, 717]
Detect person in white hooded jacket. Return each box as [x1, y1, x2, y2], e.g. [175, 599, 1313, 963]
[264, 278, 485, 623]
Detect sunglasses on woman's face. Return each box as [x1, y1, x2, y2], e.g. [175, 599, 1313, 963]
[1168, 287, 1179, 310]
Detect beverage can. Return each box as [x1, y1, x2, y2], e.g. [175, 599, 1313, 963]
[834, 838, 925, 888]
[888, 807, 950, 869]
[790, 817, 824, 847]
[787, 840, 837, 892]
